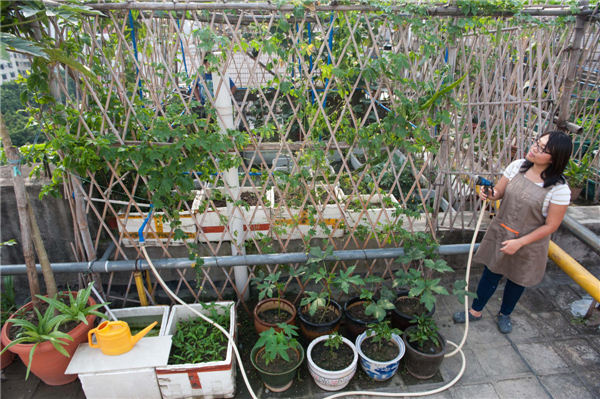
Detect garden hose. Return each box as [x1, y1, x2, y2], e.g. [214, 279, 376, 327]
[140, 198, 488, 399]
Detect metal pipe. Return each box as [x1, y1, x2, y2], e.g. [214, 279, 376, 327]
[561, 214, 600, 256]
[548, 241, 600, 302]
[0, 244, 480, 275]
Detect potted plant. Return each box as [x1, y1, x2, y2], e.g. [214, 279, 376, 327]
[391, 247, 473, 330]
[297, 245, 344, 342]
[307, 332, 358, 391]
[344, 275, 395, 341]
[403, 314, 447, 379]
[355, 321, 405, 381]
[1, 276, 17, 369]
[564, 155, 594, 201]
[250, 323, 305, 392]
[252, 270, 297, 335]
[156, 301, 236, 399]
[0, 282, 105, 385]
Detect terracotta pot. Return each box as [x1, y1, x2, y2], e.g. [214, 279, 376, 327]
[391, 290, 435, 331]
[403, 326, 447, 379]
[570, 186, 583, 201]
[0, 340, 16, 370]
[1, 293, 97, 385]
[253, 298, 297, 335]
[297, 299, 342, 344]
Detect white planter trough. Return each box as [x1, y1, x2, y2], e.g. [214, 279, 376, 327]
[343, 193, 399, 229]
[156, 302, 237, 399]
[355, 330, 405, 381]
[117, 192, 200, 247]
[192, 187, 271, 242]
[108, 306, 170, 337]
[268, 185, 345, 239]
[307, 335, 358, 391]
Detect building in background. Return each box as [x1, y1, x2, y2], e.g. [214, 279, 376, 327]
[0, 52, 31, 84]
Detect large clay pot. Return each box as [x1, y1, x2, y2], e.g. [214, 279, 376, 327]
[403, 326, 447, 379]
[391, 290, 435, 331]
[253, 298, 297, 335]
[297, 299, 342, 343]
[1, 293, 97, 385]
[570, 186, 583, 201]
[0, 340, 16, 370]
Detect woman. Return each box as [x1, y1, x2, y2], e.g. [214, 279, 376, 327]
[454, 131, 573, 333]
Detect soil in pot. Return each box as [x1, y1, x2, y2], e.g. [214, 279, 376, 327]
[407, 339, 444, 356]
[361, 337, 399, 362]
[258, 308, 293, 325]
[395, 297, 428, 318]
[355, 154, 367, 164]
[301, 307, 339, 324]
[346, 302, 378, 323]
[255, 348, 299, 373]
[241, 192, 260, 206]
[311, 341, 354, 371]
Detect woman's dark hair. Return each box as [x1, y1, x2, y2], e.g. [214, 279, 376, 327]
[520, 130, 572, 187]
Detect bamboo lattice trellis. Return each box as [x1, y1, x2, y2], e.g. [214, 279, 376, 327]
[33, 2, 599, 312]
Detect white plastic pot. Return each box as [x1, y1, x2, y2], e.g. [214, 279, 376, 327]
[307, 335, 358, 391]
[355, 330, 405, 381]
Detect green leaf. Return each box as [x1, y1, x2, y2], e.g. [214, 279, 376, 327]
[43, 49, 100, 86]
[420, 291, 436, 312]
[0, 33, 48, 61]
[420, 73, 467, 111]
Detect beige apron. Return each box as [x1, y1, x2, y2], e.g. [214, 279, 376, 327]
[473, 172, 552, 287]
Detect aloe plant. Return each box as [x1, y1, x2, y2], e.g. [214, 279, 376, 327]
[36, 282, 108, 325]
[0, 306, 72, 379]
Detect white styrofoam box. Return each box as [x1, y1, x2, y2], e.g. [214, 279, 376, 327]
[343, 193, 399, 229]
[79, 368, 161, 399]
[117, 193, 199, 247]
[192, 187, 271, 242]
[156, 302, 237, 399]
[65, 336, 172, 399]
[269, 185, 346, 239]
[108, 306, 170, 337]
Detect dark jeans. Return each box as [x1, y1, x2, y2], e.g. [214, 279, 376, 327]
[472, 266, 525, 316]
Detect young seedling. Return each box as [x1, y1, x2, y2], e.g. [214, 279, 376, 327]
[323, 331, 344, 360]
[255, 323, 300, 365]
[299, 244, 338, 323]
[366, 321, 402, 351]
[253, 270, 286, 318]
[406, 314, 441, 350]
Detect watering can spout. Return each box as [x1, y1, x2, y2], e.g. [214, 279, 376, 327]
[131, 321, 158, 345]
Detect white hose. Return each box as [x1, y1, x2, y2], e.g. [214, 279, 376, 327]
[141, 202, 488, 399]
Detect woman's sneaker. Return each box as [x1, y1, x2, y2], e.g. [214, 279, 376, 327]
[453, 311, 483, 323]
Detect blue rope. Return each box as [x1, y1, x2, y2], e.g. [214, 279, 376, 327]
[138, 204, 154, 244]
[8, 158, 21, 177]
[177, 19, 189, 77]
[308, 22, 315, 105]
[128, 11, 144, 101]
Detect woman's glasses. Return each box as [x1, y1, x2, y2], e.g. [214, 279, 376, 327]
[532, 140, 550, 154]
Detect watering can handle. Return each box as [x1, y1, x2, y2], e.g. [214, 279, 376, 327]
[88, 328, 100, 348]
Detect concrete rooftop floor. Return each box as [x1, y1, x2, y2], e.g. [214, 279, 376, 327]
[2, 263, 600, 399]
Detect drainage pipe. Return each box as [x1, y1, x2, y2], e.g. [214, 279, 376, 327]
[0, 244, 480, 275]
[213, 72, 249, 301]
[548, 240, 600, 302]
[560, 214, 600, 256]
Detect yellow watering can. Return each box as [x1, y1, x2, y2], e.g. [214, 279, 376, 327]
[88, 320, 158, 356]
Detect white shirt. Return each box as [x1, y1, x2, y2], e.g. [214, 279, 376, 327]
[503, 159, 571, 217]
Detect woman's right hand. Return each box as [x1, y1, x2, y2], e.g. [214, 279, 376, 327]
[479, 187, 495, 201]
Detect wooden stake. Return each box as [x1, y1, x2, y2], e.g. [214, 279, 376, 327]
[0, 115, 41, 310]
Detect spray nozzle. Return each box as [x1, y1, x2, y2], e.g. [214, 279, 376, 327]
[474, 175, 495, 196]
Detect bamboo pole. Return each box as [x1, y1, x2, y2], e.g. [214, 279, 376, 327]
[79, 1, 593, 17]
[556, 1, 589, 131]
[26, 192, 58, 299]
[0, 115, 41, 310]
